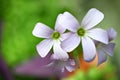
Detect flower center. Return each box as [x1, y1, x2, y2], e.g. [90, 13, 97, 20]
[52, 32, 60, 39]
[77, 28, 86, 36]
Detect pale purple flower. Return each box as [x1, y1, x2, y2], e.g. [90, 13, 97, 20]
[46, 59, 75, 72]
[107, 28, 117, 41]
[14, 54, 66, 78]
[97, 28, 117, 65]
[60, 8, 108, 62]
[32, 14, 70, 60]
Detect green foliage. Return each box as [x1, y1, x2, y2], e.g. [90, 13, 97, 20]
[64, 64, 118, 80]
[1, 0, 79, 66]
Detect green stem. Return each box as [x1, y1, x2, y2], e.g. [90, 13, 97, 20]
[76, 56, 80, 68]
[72, 43, 83, 68]
[73, 50, 80, 68]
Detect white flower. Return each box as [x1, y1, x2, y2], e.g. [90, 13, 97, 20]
[32, 14, 70, 60]
[60, 8, 108, 62]
[47, 59, 75, 72]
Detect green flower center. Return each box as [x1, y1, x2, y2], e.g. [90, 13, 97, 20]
[77, 28, 86, 36]
[52, 32, 60, 39]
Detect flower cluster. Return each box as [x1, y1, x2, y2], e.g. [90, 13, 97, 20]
[32, 8, 117, 72]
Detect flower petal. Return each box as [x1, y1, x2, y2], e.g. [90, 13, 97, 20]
[52, 40, 69, 61]
[107, 28, 117, 41]
[103, 43, 115, 56]
[60, 32, 73, 41]
[69, 59, 76, 66]
[32, 23, 53, 38]
[82, 37, 96, 62]
[81, 8, 104, 29]
[65, 59, 75, 72]
[65, 65, 75, 72]
[60, 12, 80, 32]
[87, 28, 108, 44]
[14, 55, 57, 77]
[36, 39, 53, 57]
[61, 33, 80, 52]
[97, 48, 107, 66]
[55, 14, 66, 33]
[61, 67, 65, 72]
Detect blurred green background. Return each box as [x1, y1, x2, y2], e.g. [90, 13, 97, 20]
[0, 0, 120, 80]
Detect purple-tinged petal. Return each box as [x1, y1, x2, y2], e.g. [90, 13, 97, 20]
[61, 33, 80, 52]
[55, 14, 66, 33]
[60, 32, 73, 41]
[52, 40, 69, 61]
[87, 28, 108, 44]
[37, 39, 53, 57]
[81, 8, 104, 30]
[47, 59, 75, 72]
[14, 55, 56, 77]
[47, 60, 64, 72]
[97, 48, 107, 66]
[107, 28, 117, 41]
[103, 43, 115, 56]
[60, 12, 80, 32]
[82, 36, 96, 62]
[61, 67, 65, 72]
[65, 65, 75, 72]
[46, 61, 65, 73]
[65, 59, 75, 72]
[32, 23, 53, 38]
[69, 59, 76, 66]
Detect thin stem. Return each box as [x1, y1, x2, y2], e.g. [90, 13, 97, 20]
[75, 56, 80, 68]
[72, 50, 80, 68]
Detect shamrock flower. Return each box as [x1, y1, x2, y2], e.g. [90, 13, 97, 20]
[32, 14, 69, 60]
[60, 8, 108, 62]
[47, 59, 75, 72]
[97, 28, 117, 65]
